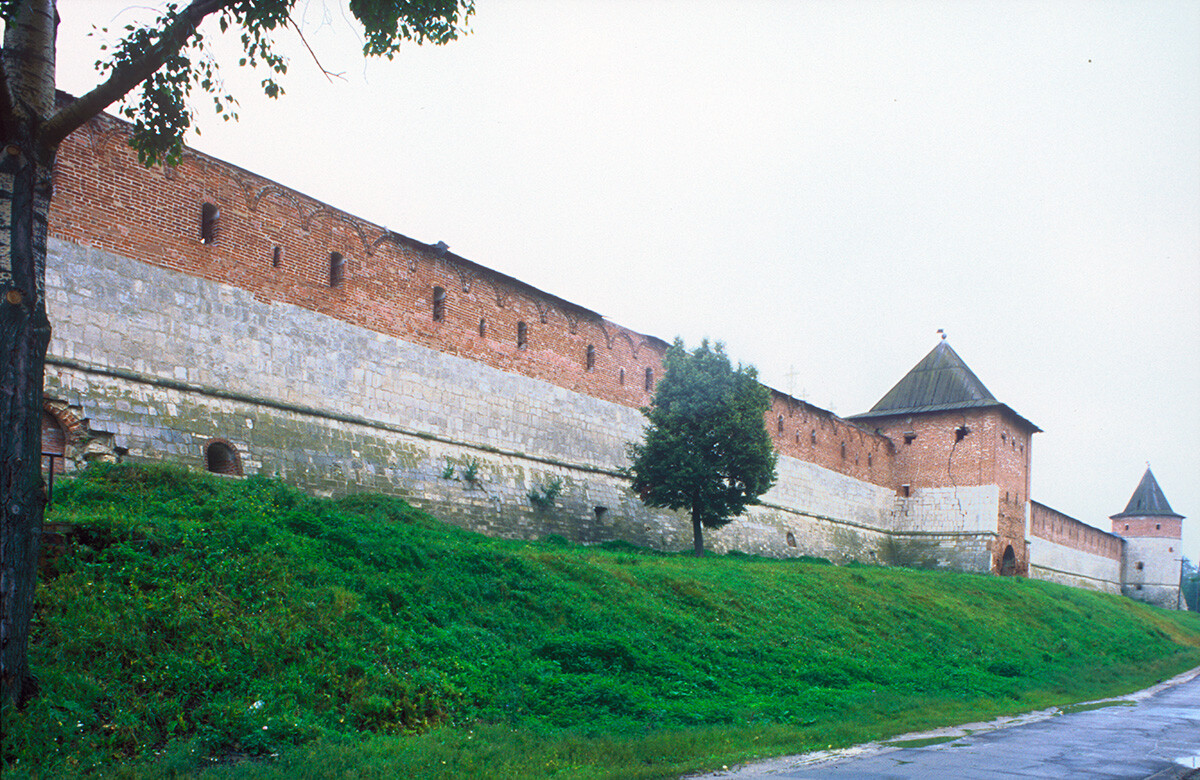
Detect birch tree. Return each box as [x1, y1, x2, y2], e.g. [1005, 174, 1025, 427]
[0, 0, 473, 708]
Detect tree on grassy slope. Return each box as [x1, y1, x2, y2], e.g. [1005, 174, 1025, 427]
[628, 339, 777, 557]
[0, 0, 473, 708]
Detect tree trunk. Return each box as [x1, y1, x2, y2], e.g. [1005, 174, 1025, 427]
[1, 0, 58, 708]
[692, 507, 705, 558]
[0, 135, 53, 708]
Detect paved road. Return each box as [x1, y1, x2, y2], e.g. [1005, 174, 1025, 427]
[692, 668, 1200, 779]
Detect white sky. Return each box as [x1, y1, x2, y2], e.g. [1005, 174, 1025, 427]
[54, 1, 1200, 561]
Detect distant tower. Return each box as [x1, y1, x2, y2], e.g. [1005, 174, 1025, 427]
[1111, 468, 1185, 609]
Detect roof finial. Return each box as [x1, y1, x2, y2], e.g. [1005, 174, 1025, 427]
[937, 328, 946, 341]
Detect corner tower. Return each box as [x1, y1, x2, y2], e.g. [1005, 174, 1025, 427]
[1111, 468, 1185, 609]
[850, 338, 1041, 576]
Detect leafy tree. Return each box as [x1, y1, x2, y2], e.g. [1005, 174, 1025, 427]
[0, 0, 473, 707]
[1182, 556, 1199, 613]
[628, 339, 777, 558]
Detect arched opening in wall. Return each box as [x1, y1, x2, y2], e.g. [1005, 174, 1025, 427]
[644, 367, 654, 392]
[586, 345, 595, 371]
[200, 202, 219, 244]
[329, 252, 345, 287]
[517, 321, 528, 349]
[272, 246, 283, 268]
[786, 531, 796, 548]
[479, 318, 487, 338]
[41, 410, 66, 475]
[619, 368, 625, 385]
[433, 286, 446, 321]
[999, 545, 1017, 576]
[205, 440, 243, 477]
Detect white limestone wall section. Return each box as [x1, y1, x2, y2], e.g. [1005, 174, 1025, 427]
[890, 486, 999, 534]
[1028, 537, 1121, 594]
[46, 239, 643, 471]
[1122, 537, 1184, 609]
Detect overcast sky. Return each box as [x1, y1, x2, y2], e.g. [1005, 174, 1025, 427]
[55, 1, 1200, 560]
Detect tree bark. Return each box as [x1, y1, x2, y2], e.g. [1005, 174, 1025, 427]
[692, 506, 705, 558]
[0, 0, 56, 708]
[0, 136, 53, 709]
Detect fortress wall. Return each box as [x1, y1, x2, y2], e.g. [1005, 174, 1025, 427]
[1027, 536, 1121, 594]
[49, 111, 893, 486]
[45, 236, 900, 558]
[1030, 502, 1122, 560]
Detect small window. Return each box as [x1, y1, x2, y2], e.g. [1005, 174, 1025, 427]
[644, 367, 654, 392]
[205, 440, 242, 476]
[1124, 524, 1129, 531]
[586, 345, 595, 372]
[433, 286, 446, 321]
[479, 318, 487, 338]
[840, 442, 846, 459]
[517, 321, 527, 349]
[867, 454, 872, 468]
[900, 484, 911, 498]
[1136, 561, 1144, 571]
[329, 252, 345, 287]
[1155, 523, 1161, 530]
[272, 246, 283, 268]
[786, 531, 797, 548]
[777, 414, 784, 434]
[200, 202, 218, 244]
[903, 432, 917, 445]
[810, 430, 817, 445]
[619, 368, 625, 385]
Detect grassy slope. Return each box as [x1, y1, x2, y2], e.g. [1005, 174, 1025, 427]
[3, 464, 1199, 779]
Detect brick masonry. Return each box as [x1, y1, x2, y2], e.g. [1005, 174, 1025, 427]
[40, 109, 1183, 606]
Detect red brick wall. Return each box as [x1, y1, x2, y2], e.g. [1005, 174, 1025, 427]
[1112, 515, 1183, 540]
[51, 112, 897, 484]
[768, 393, 895, 486]
[1031, 501, 1122, 561]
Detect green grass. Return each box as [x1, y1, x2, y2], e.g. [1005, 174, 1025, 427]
[4, 463, 1199, 778]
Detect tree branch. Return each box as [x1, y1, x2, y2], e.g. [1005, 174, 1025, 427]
[37, 0, 232, 151]
[289, 17, 344, 82]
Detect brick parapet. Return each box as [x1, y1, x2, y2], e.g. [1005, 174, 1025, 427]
[51, 111, 892, 484]
[1030, 501, 1122, 561]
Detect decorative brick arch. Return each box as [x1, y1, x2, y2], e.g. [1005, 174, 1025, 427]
[204, 438, 244, 477]
[42, 399, 86, 473]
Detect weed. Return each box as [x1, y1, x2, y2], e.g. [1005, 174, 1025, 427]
[528, 477, 564, 509]
[461, 457, 480, 483]
[6, 463, 1199, 780]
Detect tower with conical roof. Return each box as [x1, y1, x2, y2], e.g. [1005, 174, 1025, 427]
[1111, 468, 1185, 608]
[851, 336, 1041, 577]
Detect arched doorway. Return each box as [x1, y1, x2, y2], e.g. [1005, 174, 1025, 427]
[1000, 544, 1017, 576]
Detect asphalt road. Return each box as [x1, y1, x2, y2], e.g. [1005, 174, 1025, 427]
[691, 667, 1200, 779]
